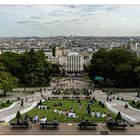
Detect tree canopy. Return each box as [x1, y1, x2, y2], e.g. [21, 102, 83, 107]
[88, 48, 139, 87]
[0, 70, 18, 96]
[0, 49, 60, 87]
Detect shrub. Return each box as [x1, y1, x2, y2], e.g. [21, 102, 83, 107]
[1, 102, 5, 106]
[98, 101, 102, 105]
[16, 111, 22, 120]
[39, 100, 43, 105]
[115, 112, 122, 121]
[101, 103, 105, 108]
[117, 97, 119, 100]
[6, 100, 10, 104]
[137, 103, 140, 108]
[132, 100, 135, 105]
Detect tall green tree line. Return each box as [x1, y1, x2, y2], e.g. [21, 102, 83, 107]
[88, 48, 140, 87]
[0, 49, 60, 88]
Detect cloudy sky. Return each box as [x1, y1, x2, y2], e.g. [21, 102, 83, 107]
[0, 5, 140, 37]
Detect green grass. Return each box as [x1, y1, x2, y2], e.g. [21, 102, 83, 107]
[129, 100, 140, 110]
[0, 100, 14, 109]
[11, 99, 116, 123]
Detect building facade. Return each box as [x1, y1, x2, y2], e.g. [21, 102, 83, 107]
[66, 53, 84, 72]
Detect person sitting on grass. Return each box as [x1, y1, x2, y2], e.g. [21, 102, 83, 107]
[33, 115, 39, 123]
[101, 113, 107, 118]
[70, 108, 73, 112]
[91, 111, 95, 117]
[95, 112, 101, 118]
[58, 109, 63, 115]
[40, 116, 47, 124]
[54, 108, 57, 113]
[62, 110, 67, 115]
[68, 111, 73, 118]
[53, 118, 58, 124]
[78, 99, 81, 103]
[71, 111, 78, 118]
[59, 102, 63, 106]
[79, 103, 82, 109]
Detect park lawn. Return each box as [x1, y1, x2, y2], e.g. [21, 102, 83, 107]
[0, 100, 14, 109]
[129, 100, 140, 110]
[12, 99, 116, 123]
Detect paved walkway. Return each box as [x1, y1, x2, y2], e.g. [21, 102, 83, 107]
[92, 91, 140, 124]
[0, 91, 51, 122]
[0, 123, 139, 135]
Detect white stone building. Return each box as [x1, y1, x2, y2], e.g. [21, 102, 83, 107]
[66, 53, 84, 72]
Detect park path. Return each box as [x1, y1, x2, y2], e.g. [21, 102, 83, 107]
[0, 91, 51, 122]
[92, 90, 140, 124]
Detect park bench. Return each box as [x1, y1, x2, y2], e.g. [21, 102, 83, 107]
[40, 122, 59, 128]
[85, 96, 91, 99]
[78, 122, 97, 129]
[52, 97, 59, 99]
[10, 122, 30, 128]
[106, 121, 127, 130]
[63, 96, 69, 99]
[74, 96, 80, 99]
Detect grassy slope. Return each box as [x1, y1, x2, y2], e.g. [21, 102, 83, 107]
[0, 101, 14, 109]
[129, 100, 140, 110]
[12, 99, 116, 123]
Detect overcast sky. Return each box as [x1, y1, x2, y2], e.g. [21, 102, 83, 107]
[0, 5, 140, 37]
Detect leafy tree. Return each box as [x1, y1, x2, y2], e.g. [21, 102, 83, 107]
[0, 49, 60, 87]
[6, 100, 10, 104]
[115, 112, 122, 121]
[19, 49, 51, 86]
[0, 71, 18, 96]
[16, 111, 22, 121]
[0, 52, 21, 77]
[50, 64, 61, 77]
[134, 66, 140, 88]
[88, 48, 139, 87]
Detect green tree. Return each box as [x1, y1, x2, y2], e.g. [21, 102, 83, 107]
[0, 52, 21, 77]
[50, 64, 61, 76]
[134, 66, 140, 88]
[115, 112, 122, 121]
[19, 49, 51, 86]
[88, 48, 139, 87]
[0, 71, 18, 96]
[16, 111, 22, 122]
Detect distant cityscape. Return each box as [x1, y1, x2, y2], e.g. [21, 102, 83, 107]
[0, 36, 140, 73]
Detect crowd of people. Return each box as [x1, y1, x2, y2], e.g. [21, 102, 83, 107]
[107, 95, 115, 102]
[54, 108, 78, 118]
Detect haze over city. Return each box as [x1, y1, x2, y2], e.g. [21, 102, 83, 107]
[0, 5, 140, 37]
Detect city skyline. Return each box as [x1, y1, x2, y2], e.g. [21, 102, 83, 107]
[0, 5, 140, 37]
